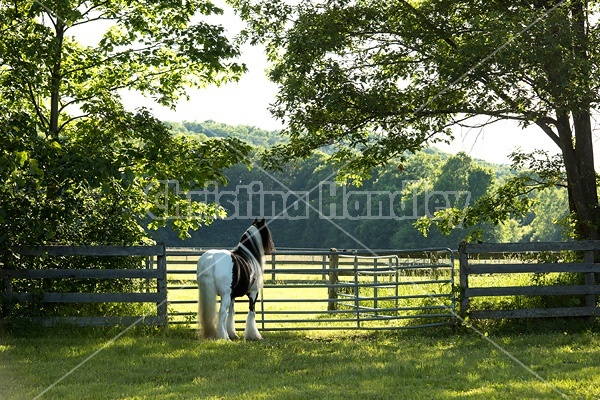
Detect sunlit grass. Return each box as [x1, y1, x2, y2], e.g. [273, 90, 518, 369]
[1, 327, 599, 399]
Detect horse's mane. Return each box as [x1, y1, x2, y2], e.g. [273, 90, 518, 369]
[234, 225, 263, 261]
[233, 219, 274, 260]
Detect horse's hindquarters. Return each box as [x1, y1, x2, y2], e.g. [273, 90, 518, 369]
[197, 249, 235, 297]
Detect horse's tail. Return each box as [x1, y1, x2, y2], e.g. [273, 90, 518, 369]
[197, 253, 217, 339]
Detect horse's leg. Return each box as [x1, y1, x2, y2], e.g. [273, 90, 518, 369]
[244, 291, 262, 341]
[216, 295, 231, 340]
[197, 252, 217, 339]
[210, 250, 236, 340]
[227, 298, 239, 340]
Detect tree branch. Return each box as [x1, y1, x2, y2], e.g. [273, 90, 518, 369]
[25, 79, 49, 129]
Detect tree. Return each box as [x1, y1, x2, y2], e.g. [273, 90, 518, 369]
[234, 0, 600, 240]
[0, 0, 251, 246]
[529, 186, 569, 242]
[152, 120, 570, 248]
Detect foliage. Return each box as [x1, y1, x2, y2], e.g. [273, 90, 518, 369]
[0, 1, 250, 247]
[233, 0, 600, 240]
[0, 1, 251, 319]
[528, 250, 588, 309]
[153, 122, 569, 249]
[0, 254, 156, 322]
[421, 148, 572, 242]
[465, 248, 592, 317]
[169, 120, 285, 148]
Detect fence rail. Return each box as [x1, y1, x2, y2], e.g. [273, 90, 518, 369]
[458, 241, 600, 320]
[0, 245, 167, 327]
[3, 240, 600, 328]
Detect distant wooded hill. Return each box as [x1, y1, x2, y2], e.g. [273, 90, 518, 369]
[167, 120, 284, 149]
[152, 121, 568, 250]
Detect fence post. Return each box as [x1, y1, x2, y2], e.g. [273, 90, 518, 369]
[271, 253, 276, 282]
[584, 250, 596, 311]
[458, 241, 469, 320]
[353, 255, 360, 328]
[157, 242, 168, 327]
[327, 249, 339, 311]
[373, 258, 378, 316]
[1, 272, 13, 319]
[393, 256, 399, 313]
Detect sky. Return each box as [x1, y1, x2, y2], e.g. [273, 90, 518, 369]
[122, 42, 281, 131]
[119, 2, 599, 167]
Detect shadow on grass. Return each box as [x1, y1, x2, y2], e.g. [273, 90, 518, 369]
[1, 325, 599, 399]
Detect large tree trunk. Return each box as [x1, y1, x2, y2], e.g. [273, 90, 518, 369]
[541, 2, 600, 240]
[555, 111, 600, 240]
[566, 2, 600, 240]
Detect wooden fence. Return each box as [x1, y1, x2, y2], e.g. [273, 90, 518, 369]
[459, 241, 600, 319]
[0, 245, 167, 327]
[5, 240, 599, 328]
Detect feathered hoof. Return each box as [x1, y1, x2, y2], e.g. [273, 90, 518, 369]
[243, 332, 263, 341]
[215, 331, 231, 341]
[199, 329, 217, 340]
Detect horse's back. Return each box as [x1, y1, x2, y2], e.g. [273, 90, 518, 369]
[198, 249, 230, 273]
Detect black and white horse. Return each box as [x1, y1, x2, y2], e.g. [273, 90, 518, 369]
[196, 219, 275, 340]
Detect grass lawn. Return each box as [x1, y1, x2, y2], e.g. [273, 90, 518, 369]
[1, 325, 599, 400]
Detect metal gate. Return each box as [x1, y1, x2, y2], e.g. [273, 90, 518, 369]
[165, 248, 455, 331]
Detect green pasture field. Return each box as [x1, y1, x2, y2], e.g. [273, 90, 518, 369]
[1, 325, 599, 399]
[2, 254, 600, 399]
[3, 253, 598, 399]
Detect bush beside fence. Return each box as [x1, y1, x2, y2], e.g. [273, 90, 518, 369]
[459, 241, 600, 320]
[0, 245, 167, 327]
